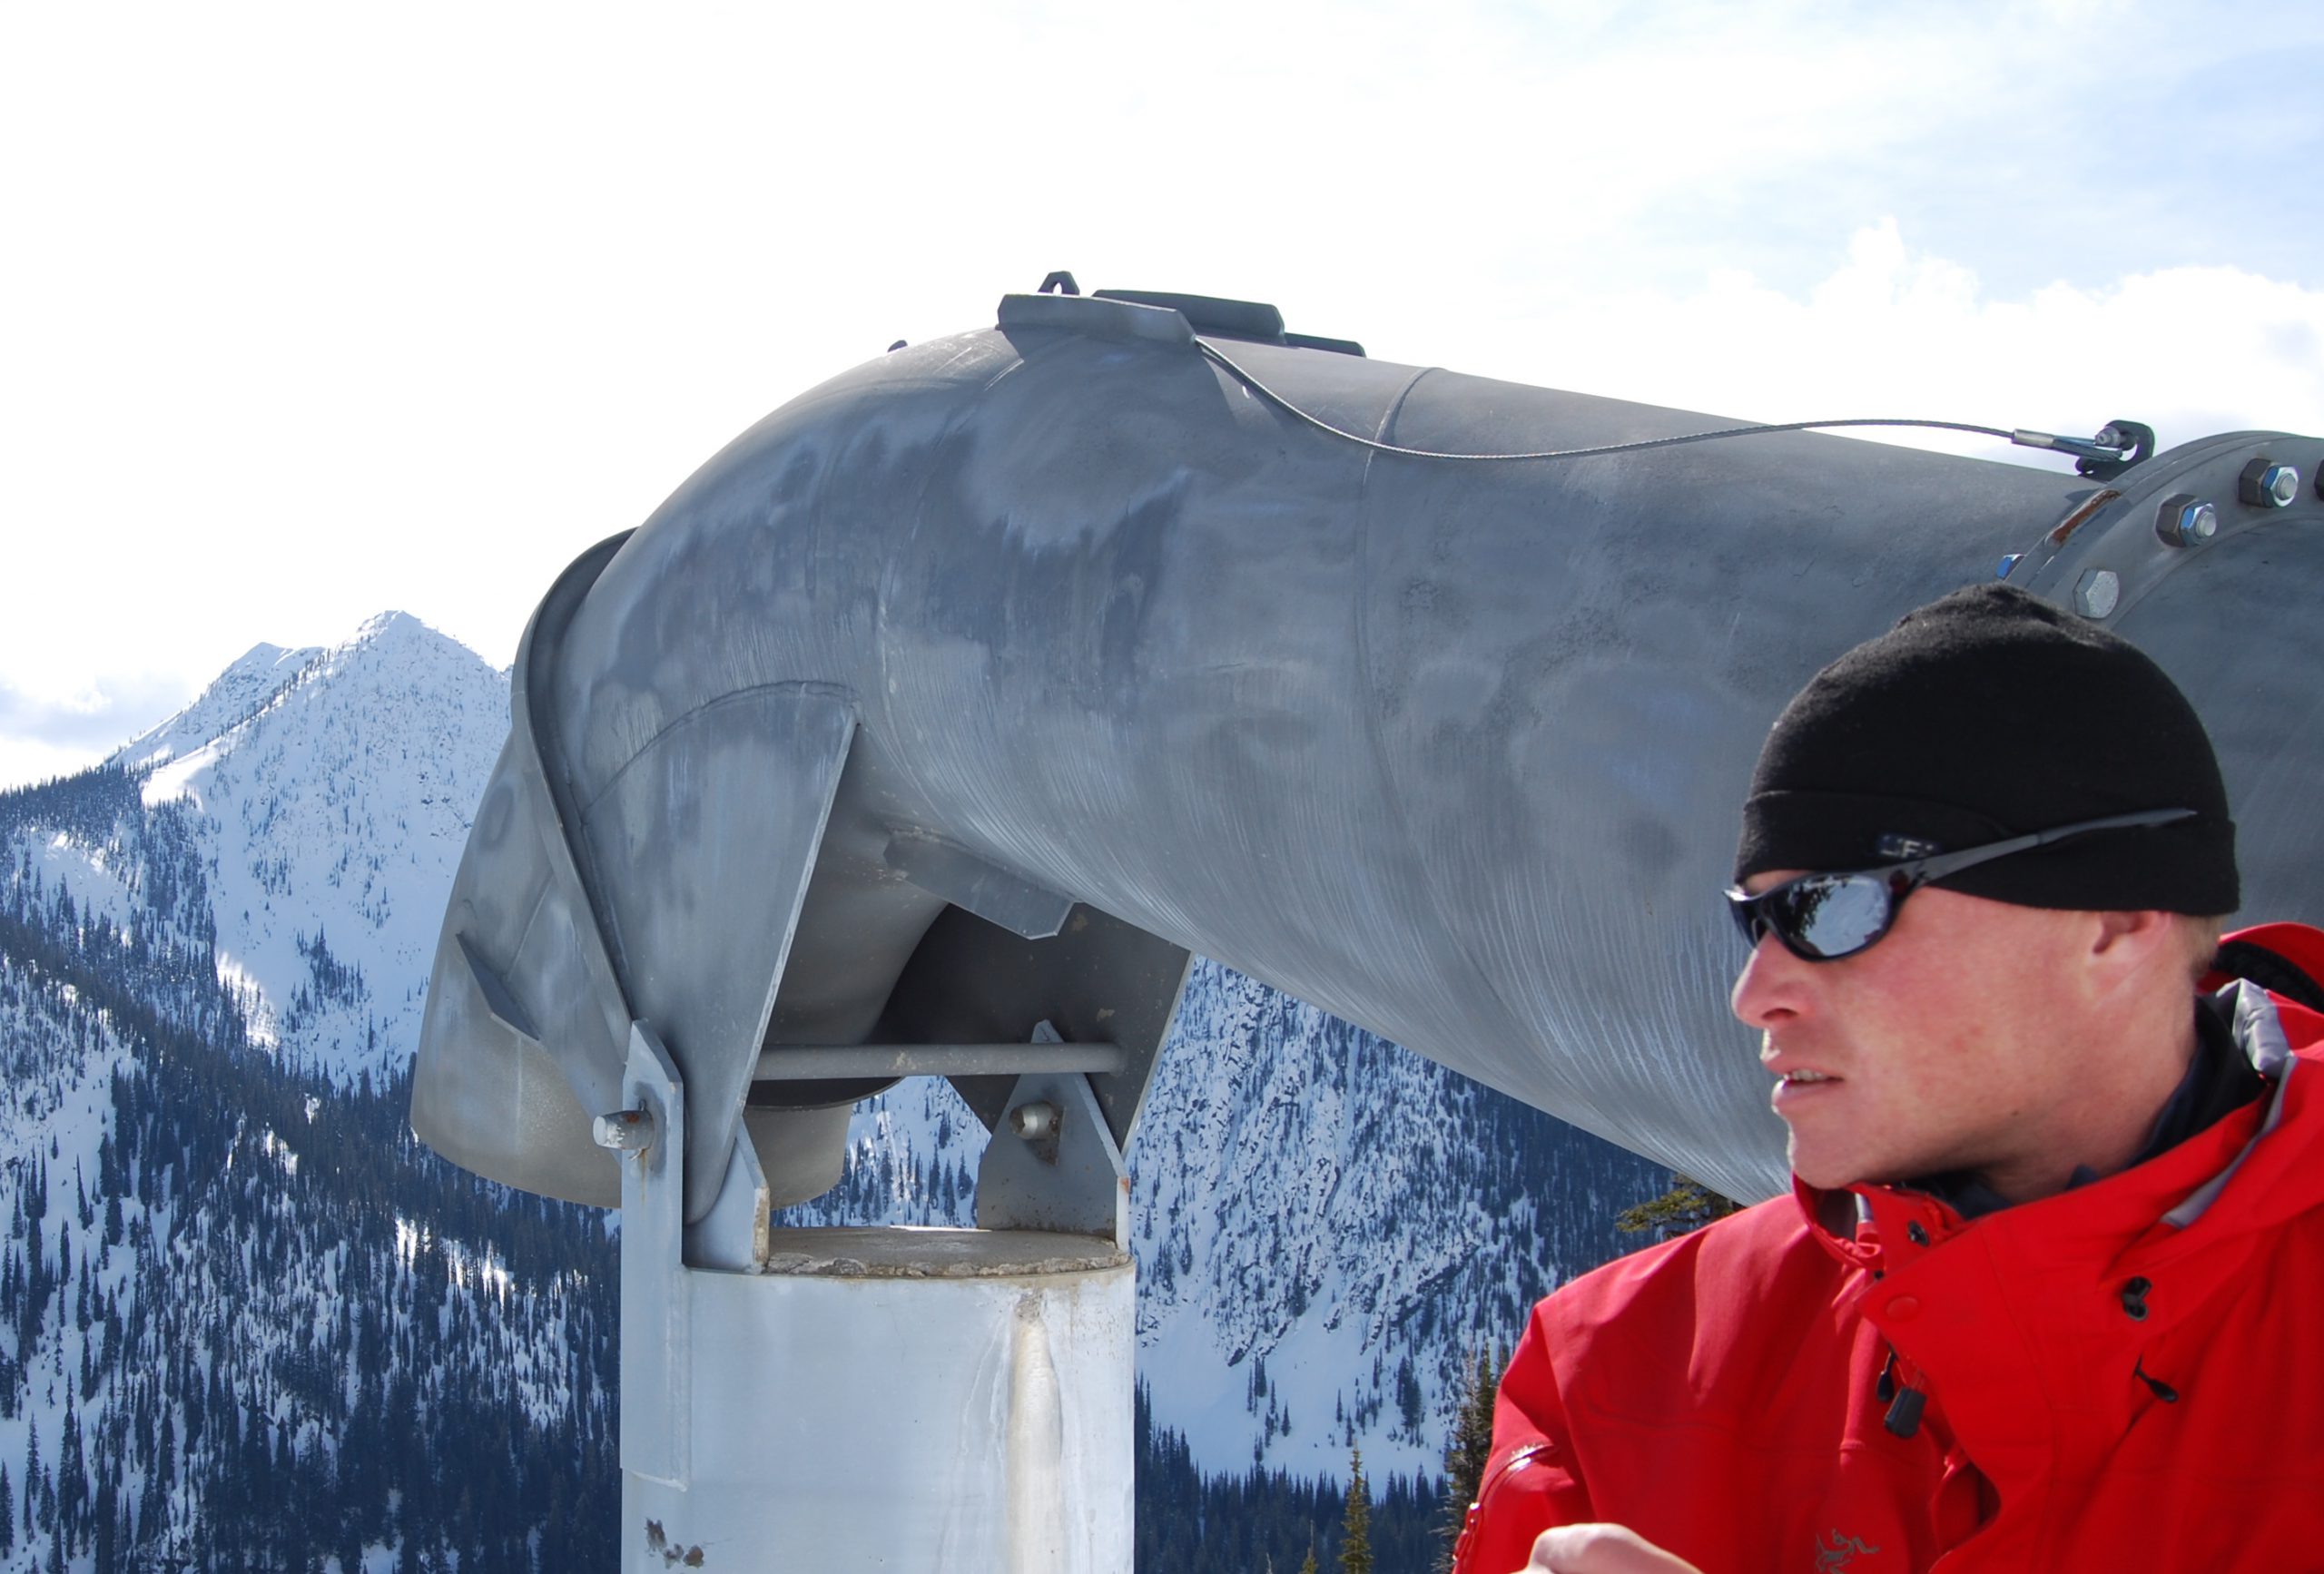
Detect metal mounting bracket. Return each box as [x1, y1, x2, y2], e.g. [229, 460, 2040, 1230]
[618, 1021, 691, 1489]
[975, 1028, 1129, 1248]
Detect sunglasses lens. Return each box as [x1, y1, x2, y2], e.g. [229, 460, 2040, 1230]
[1771, 874, 1894, 959]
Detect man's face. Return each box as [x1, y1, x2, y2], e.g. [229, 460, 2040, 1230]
[1729, 874, 2103, 1195]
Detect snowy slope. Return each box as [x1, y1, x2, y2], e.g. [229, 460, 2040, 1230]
[0, 928, 162, 1563]
[119, 613, 507, 1082]
[1128, 964, 1658, 1482]
[0, 751, 615, 1571]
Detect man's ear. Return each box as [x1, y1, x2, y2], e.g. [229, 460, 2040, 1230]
[2087, 908, 2177, 970]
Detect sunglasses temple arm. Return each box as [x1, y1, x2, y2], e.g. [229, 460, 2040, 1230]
[1901, 809, 2197, 888]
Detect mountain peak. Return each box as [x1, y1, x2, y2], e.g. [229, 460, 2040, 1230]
[114, 641, 323, 772]
[337, 611, 494, 674]
[349, 610, 427, 646]
[115, 615, 497, 781]
[230, 640, 294, 669]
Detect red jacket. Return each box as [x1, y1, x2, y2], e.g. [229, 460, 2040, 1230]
[1455, 923, 2324, 1574]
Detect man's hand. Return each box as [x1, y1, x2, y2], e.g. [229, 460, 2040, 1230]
[1525, 1524, 1705, 1574]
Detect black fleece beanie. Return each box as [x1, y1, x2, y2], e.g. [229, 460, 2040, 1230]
[1735, 585, 2239, 914]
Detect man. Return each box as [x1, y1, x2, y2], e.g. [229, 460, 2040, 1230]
[1452, 584, 2324, 1573]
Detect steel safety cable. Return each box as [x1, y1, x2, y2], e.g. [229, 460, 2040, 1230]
[1196, 339, 2029, 464]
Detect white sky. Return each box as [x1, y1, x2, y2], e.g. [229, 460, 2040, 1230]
[4, 0, 2320, 789]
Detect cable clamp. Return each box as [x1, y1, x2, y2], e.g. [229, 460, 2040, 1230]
[2010, 420, 2155, 480]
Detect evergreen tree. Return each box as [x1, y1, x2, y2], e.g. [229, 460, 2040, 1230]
[1299, 1545, 1320, 1574]
[1615, 1173, 1742, 1239]
[56, 1403, 82, 1547]
[1438, 1343, 1505, 1570]
[92, 1477, 117, 1574]
[1339, 1446, 1374, 1574]
[22, 1419, 38, 1534]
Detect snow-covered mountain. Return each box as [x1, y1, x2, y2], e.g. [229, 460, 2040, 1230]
[112, 612, 509, 1080]
[0, 614, 1669, 1566]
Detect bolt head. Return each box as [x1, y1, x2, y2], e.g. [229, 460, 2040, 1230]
[1009, 1101, 1060, 1140]
[593, 1108, 655, 1151]
[2074, 568, 2121, 619]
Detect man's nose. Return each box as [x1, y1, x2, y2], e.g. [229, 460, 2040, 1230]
[1729, 933, 1804, 1029]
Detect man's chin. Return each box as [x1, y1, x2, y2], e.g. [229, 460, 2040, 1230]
[1784, 1140, 1870, 1194]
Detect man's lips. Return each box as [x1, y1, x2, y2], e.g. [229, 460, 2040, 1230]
[1768, 1067, 1843, 1110]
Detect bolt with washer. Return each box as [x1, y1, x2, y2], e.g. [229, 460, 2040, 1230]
[2240, 458, 2301, 508]
[2154, 496, 2218, 549]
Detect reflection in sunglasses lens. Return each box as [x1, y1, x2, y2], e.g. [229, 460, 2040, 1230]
[1789, 876, 1890, 958]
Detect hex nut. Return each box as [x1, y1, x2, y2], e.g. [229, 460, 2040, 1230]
[2074, 568, 2121, 619]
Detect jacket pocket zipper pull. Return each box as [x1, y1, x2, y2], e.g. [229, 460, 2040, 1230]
[2133, 1358, 2180, 1404]
[1884, 1384, 1927, 1438]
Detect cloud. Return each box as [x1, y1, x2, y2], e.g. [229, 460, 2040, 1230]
[0, 674, 196, 762]
[1432, 220, 2324, 467]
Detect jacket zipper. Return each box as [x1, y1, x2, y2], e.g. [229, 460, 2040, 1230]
[1451, 1441, 1555, 1572]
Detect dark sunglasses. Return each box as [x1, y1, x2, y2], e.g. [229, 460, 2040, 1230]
[1726, 808, 2198, 962]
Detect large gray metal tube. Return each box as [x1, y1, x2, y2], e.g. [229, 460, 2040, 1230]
[413, 288, 2324, 1212]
